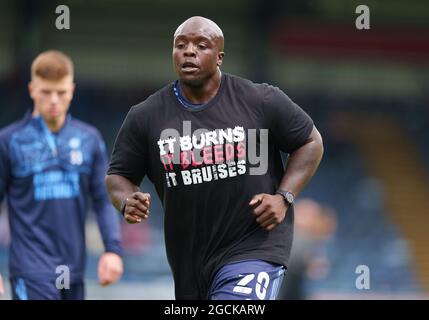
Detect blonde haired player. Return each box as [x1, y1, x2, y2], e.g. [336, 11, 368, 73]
[0, 50, 123, 299]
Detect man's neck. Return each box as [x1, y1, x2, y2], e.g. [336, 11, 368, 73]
[32, 110, 66, 133]
[45, 118, 65, 133]
[179, 69, 222, 104]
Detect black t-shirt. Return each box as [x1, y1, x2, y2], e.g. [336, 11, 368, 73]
[107, 73, 314, 299]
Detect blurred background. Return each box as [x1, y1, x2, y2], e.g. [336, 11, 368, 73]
[0, 0, 428, 299]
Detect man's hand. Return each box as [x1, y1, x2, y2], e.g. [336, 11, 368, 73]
[249, 193, 288, 231]
[97, 252, 124, 287]
[123, 192, 151, 224]
[0, 273, 5, 296]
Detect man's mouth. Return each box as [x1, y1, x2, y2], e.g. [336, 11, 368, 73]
[181, 62, 199, 73]
[48, 108, 59, 115]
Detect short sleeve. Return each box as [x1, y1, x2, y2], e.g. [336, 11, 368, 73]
[107, 106, 147, 186]
[263, 84, 314, 153]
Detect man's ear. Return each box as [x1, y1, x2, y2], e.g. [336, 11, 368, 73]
[217, 52, 225, 66]
[28, 82, 34, 99]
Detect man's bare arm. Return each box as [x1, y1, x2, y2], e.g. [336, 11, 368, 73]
[250, 126, 324, 231]
[105, 174, 150, 224]
[278, 125, 324, 196]
[105, 174, 139, 211]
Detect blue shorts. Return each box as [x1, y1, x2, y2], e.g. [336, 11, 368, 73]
[10, 277, 84, 300]
[208, 259, 285, 300]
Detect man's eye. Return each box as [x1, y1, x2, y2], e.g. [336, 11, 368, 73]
[176, 43, 185, 49]
[198, 44, 207, 49]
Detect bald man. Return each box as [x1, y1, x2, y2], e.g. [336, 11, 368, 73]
[106, 16, 324, 300]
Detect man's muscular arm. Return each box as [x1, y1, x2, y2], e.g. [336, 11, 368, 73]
[250, 126, 324, 230]
[105, 174, 151, 224]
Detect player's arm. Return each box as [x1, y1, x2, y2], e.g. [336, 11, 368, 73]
[90, 137, 123, 255]
[278, 126, 324, 196]
[105, 106, 151, 224]
[0, 135, 10, 295]
[0, 136, 9, 207]
[104, 174, 150, 224]
[0, 273, 4, 295]
[90, 135, 124, 286]
[250, 126, 323, 230]
[250, 86, 324, 231]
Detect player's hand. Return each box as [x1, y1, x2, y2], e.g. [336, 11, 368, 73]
[123, 192, 151, 224]
[249, 193, 288, 231]
[0, 273, 5, 296]
[97, 252, 124, 287]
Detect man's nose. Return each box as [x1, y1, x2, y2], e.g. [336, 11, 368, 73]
[50, 92, 59, 104]
[184, 43, 196, 57]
